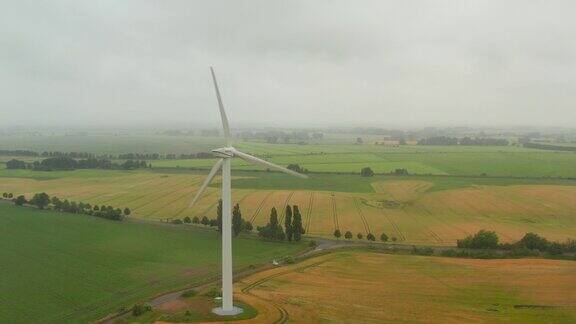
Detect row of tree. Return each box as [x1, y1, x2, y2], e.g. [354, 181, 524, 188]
[457, 230, 576, 255]
[2, 149, 217, 161]
[2, 192, 14, 199]
[257, 205, 305, 241]
[171, 200, 253, 236]
[360, 167, 408, 177]
[333, 229, 396, 242]
[523, 142, 576, 152]
[10, 192, 129, 221]
[0, 149, 39, 156]
[6, 157, 148, 171]
[418, 136, 509, 146]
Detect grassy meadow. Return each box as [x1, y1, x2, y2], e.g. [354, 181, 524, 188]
[152, 145, 576, 178]
[235, 251, 576, 323]
[0, 202, 306, 322]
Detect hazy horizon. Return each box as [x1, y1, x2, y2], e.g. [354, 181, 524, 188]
[2, 1, 576, 128]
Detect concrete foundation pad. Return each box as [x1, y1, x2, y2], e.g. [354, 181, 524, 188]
[212, 306, 243, 316]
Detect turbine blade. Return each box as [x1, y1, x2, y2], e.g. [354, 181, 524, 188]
[189, 158, 224, 208]
[210, 67, 231, 146]
[232, 149, 308, 179]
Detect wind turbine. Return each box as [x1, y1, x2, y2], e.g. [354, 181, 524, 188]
[189, 67, 307, 316]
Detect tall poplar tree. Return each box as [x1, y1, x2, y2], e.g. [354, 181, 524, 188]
[292, 205, 304, 241]
[232, 203, 243, 236]
[284, 205, 293, 242]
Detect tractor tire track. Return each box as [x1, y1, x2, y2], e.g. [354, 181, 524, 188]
[305, 192, 315, 234]
[353, 198, 371, 234]
[249, 192, 274, 224]
[379, 208, 405, 241]
[331, 193, 339, 231]
[279, 192, 295, 224]
[241, 257, 337, 324]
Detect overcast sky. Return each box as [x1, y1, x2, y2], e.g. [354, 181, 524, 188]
[1, 0, 575, 128]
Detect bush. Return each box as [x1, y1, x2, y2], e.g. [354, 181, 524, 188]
[360, 167, 374, 177]
[380, 233, 389, 242]
[13, 195, 27, 206]
[131, 303, 152, 316]
[344, 231, 353, 240]
[412, 246, 434, 256]
[203, 287, 220, 298]
[357, 233, 363, 240]
[181, 290, 197, 298]
[517, 232, 549, 251]
[441, 249, 457, 257]
[183, 216, 191, 224]
[283, 256, 295, 264]
[171, 219, 183, 225]
[333, 229, 342, 239]
[366, 233, 376, 241]
[391, 237, 397, 242]
[457, 230, 499, 249]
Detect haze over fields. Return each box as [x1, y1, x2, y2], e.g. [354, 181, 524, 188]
[2, 1, 576, 128]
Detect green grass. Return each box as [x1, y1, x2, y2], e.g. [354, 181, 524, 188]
[153, 149, 576, 178]
[227, 171, 576, 193]
[0, 135, 224, 154]
[3, 134, 576, 178]
[0, 202, 306, 323]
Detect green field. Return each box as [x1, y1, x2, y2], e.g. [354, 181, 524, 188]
[0, 202, 306, 322]
[3, 134, 576, 178]
[151, 149, 576, 178]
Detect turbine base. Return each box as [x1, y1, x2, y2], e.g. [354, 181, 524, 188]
[212, 306, 243, 316]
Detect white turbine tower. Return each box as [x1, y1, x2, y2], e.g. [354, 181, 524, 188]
[189, 67, 307, 316]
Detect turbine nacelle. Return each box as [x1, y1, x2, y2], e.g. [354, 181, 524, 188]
[211, 147, 235, 158]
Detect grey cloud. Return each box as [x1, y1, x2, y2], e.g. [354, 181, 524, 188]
[1, 0, 575, 128]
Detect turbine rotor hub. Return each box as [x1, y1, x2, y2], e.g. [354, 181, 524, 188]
[211, 147, 235, 158]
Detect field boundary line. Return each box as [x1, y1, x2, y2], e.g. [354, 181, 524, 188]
[249, 191, 274, 224]
[353, 198, 371, 234]
[279, 191, 295, 224]
[305, 192, 315, 234]
[331, 193, 339, 231]
[379, 208, 405, 241]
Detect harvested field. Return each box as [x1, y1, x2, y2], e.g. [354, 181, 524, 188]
[236, 251, 576, 323]
[1, 169, 576, 244]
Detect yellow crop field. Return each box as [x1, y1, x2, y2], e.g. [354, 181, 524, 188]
[235, 251, 576, 323]
[2, 170, 576, 244]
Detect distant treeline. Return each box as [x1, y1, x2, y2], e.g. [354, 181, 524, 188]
[523, 142, 576, 152]
[5, 192, 128, 221]
[118, 152, 213, 160]
[455, 230, 576, 256]
[238, 130, 323, 144]
[418, 136, 509, 146]
[6, 157, 148, 171]
[1, 149, 215, 160]
[0, 149, 39, 156]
